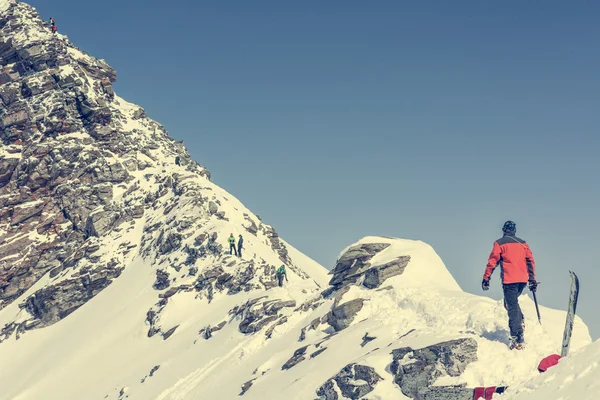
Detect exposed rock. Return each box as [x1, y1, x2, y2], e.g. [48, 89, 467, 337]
[240, 378, 256, 396]
[390, 338, 478, 399]
[149, 365, 160, 377]
[0, 0, 210, 323]
[208, 201, 218, 215]
[327, 298, 365, 332]
[310, 347, 327, 359]
[415, 386, 478, 400]
[200, 321, 227, 340]
[23, 264, 123, 329]
[316, 363, 382, 400]
[326, 241, 411, 293]
[157, 231, 182, 255]
[10, 200, 44, 225]
[363, 256, 410, 289]
[231, 297, 297, 335]
[330, 243, 390, 283]
[281, 345, 308, 370]
[153, 270, 170, 290]
[244, 215, 258, 235]
[162, 325, 179, 340]
[360, 332, 376, 347]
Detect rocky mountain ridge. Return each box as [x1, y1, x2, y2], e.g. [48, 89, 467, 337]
[0, 0, 320, 341]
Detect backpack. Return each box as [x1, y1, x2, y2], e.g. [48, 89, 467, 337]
[277, 266, 285, 275]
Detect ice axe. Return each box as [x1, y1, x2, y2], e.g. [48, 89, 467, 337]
[532, 282, 542, 325]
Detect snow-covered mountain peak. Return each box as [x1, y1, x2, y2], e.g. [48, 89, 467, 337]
[332, 236, 461, 292]
[1, 0, 323, 336]
[1, 2, 598, 400]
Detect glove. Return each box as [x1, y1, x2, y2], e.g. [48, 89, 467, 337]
[529, 280, 538, 292]
[482, 279, 490, 291]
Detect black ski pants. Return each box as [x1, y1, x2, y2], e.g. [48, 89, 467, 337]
[229, 244, 237, 256]
[503, 282, 527, 337]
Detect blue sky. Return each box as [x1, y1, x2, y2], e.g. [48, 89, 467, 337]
[32, 1, 600, 338]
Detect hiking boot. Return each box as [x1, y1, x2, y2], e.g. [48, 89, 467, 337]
[509, 336, 524, 350]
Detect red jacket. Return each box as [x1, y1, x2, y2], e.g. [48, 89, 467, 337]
[484, 235, 536, 284]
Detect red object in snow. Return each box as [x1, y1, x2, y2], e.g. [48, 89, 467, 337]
[473, 386, 500, 400]
[538, 354, 562, 372]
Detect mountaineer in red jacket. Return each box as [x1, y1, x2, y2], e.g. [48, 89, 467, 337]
[482, 221, 537, 350]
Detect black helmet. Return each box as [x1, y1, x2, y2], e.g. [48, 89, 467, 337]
[502, 221, 516, 234]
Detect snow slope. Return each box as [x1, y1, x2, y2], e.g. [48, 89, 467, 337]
[504, 339, 600, 399]
[0, 234, 592, 399]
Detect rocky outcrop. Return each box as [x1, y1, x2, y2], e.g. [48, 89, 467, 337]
[390, 338, 478, 399]
[327, 241, 410, 292]
[199, 321, 227, 340]
[153, 270, 170, 290]
[281, 345, 308, 370]
[0, 1, 206, 322]
[326, 298, 365, 332]
[316, 363, 383, 400]
[239, 379, 256, 396]
[363, 256, 410, 289]
[230, 297, 296, 335]
[0, 0, 323, 354]
[22, 263, 123, 328]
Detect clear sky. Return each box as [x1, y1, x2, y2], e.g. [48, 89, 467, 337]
[31, 1, 600, 338]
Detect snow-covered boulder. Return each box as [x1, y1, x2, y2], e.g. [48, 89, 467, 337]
[328, 237, 461, 293]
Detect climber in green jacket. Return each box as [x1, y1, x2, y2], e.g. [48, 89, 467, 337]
[276, 265, 288, 287]
[228, 233, 237, 256]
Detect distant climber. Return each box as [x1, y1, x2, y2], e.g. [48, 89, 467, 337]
[49, 17, 55, 26]
[228, 233, 237, 256]
[276, 265, 288, 287]
[175, 156, 181, 166]
[237, 234, 243, 258]
[482, 221, 537, 350]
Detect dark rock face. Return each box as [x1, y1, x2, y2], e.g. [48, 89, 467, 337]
[230, 297, 296, 335]
[153, 270, 170, 290]
[23, 263, 123, 328]
[326, 298, 365, 332]
[414, 386, 479, 400]
[330, 243, 390, 286]
[390, 338, 478, 399]
[199, 321, 227, 340]
[363, 256, 410, 289]
[327, 241, 410, 292]
[316, 363, 382, 400]
[239, 378, 256, 396]
[281, 345, 308, 370]
[162, 325, 179, 340]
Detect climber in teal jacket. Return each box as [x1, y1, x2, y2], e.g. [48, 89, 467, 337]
[276, 265, 288, 287]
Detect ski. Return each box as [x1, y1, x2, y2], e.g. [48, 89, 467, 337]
[560, 271, 580, 357]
